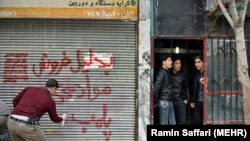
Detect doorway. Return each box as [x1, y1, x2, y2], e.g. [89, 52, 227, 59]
[153, 38, 204, 125]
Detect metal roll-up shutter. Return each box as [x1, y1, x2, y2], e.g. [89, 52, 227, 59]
[0, 19, 136, 141]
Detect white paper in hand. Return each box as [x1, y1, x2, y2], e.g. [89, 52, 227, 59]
[61, 119, 65, 127]
[61, 113, 67, 127]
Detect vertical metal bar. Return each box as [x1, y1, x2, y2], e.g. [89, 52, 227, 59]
[203, 38, 208, 124]
[223, 38, 226, 122]
[229, 38, 233, 122]
[211, 38, 214, 122]
[217, 37, 220, 122]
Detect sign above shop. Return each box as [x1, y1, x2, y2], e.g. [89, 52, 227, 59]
[0, 0, 138, 20]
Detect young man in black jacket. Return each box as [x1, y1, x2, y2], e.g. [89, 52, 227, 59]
[171, 57, 189, 124]
[154, 54, 176, 125]
[190, 56, 204, 125]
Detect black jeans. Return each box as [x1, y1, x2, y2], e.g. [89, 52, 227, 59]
[194, 101, 203, 125]
[173, 101, 187, 125]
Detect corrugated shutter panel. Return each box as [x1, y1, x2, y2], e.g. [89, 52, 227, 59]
[0, 19, 136, 141]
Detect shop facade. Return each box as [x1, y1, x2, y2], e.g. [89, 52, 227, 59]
[0, 0, 138, 140]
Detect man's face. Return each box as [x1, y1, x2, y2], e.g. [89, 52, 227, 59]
[173, 60, 181, 72]
[163, 57, 172, 69]
[195, 58, 204, 71]
[50, 87, 57, 96]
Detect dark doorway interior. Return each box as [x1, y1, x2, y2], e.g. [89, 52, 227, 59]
[153, 39, 203, 124]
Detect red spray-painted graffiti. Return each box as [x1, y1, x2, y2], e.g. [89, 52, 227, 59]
[70, 104, 112, 141]
[57, 70, 111, 103]
[32, 49, 113, 77]
[3, 53, 28, 82]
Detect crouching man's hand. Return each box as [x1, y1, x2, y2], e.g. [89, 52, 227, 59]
[61, 113, 67, 126]
[61, 113, 67, 120]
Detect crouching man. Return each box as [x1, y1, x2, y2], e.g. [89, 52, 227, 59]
[7, 78, 67, 141]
